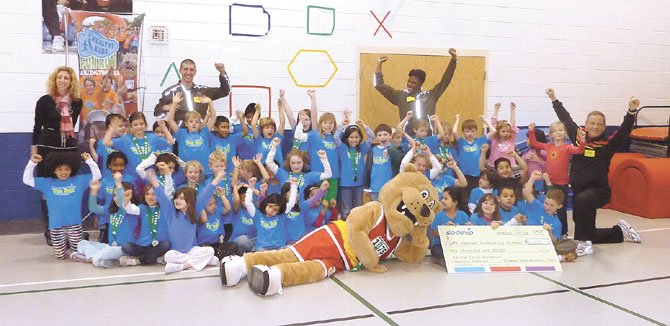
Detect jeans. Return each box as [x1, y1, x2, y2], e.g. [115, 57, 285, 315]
[233, 235, 256, 255]
[122, 241, 172, 265]
[339, 186, 363, 220]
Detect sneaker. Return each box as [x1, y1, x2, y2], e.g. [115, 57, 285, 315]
[576, 241, 593, 256]
[51, 35, 65, 52]
[69, 251, 87, 262]
[220, 255, 246, 287]
[156, 256, 165, 265]
[618, 219, 642, 243]
[248, 265, 283, 296]
[165, 263, 184, 274]
[119, 256, 140, 267]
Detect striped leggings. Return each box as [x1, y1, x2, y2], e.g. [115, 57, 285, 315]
[51, 224, 83, 259]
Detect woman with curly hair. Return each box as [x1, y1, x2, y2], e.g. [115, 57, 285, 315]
[31, 66, 83, 244]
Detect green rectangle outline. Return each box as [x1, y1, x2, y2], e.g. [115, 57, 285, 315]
[307, 5, 335, 36]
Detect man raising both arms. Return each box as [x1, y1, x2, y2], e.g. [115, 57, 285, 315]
[154, 59, 231, 126]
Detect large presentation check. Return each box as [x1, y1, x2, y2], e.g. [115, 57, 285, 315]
[438, 225, 562, 273]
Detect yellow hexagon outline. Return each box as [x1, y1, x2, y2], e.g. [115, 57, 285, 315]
[287, 49, 338, 88]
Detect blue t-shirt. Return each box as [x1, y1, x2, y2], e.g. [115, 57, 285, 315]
[232, 123, 257, 160]
[429, 210, 470, 246]
[208, 131, 244, 173]
[284, 208, 305, 243]
[108, 210, 139, 246]
[35, 174, 92, 229]
[230, 208, 256, 240]
[155, 185, 197, 253]
[256, 133, 284, 163]
[500, 205, 522, 224]
[97, 174, 138, 225]
[310, 133, 337, 177]
[254, 212, 286, 250]
[175, 127, 212, 175]
[370, 144, 394, 193]
[525, 198, 562, 240]
[469, 213, 496, 226]
[299, 200, 326, 234]
[431, 174, 457, 199]
[468, 188, 498, 206]
[112, 134, 169, 179]
[456, 136, 488, 177]
[338, 142, 371, 187]
[133, 204, 166, 246]
[197, 210, 224, 245]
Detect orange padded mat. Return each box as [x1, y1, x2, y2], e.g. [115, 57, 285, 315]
[630, 127, 669, 142]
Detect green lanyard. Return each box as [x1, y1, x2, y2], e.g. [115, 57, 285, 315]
[348, 148, 361, 182]
[217, 178, 231, 198]
[146, 206, 159, 243]
[132, 135, 150, 160]
[289, 172, 305, 188]
[292, 138, 302, 149]
[438, 145, 450, 162]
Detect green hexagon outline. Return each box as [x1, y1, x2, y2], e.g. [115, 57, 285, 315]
[287, 49, 338, 88]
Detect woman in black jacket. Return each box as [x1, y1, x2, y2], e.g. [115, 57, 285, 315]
[31, 66, 83, 244]
[546, 88, 642, 256]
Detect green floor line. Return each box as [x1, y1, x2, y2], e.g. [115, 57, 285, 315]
[0, 274, 218, 297]
[532, 272, 667, 326]
[330, 276, 399, 326]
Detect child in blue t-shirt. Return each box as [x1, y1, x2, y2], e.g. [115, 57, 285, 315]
[119, 183, 172, 266]
[468, 170, 497, 214]
[523, 171, 578, 262]
[251, 103, 286, 163]
[146, 168, 219, 274]
[266, 137, 331, 203]
[96, 151, 137, 244]
[432, 160, 468, 198]
[338, 121, 374, 220]
[452, 115, 489, 206]
[151, 120, 175, 154]
[136, 152, 186, 197]
[89, 113, 127, 178]
[397, 111, 439, 153]
[497, 185, 526, 224]
[167, 92, 214, 175]
[230, 182, 257, 254]
[246, 177, 297, 251]
[367, 123, 402, 201]
[209, 114, 249, 173]
[23, 152, 102, 260]
[78, 174, 140, 267]
[280, 179, 303, 244]
[429, 187, 470, 266]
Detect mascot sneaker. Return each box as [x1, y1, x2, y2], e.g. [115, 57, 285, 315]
[220, 255, 246, 286]
[249, 265, 282, 296]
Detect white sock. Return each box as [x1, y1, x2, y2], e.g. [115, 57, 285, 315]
[165, 263, 184, 274]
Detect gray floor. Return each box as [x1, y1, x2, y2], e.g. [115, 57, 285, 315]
[1, 209, 669, 325]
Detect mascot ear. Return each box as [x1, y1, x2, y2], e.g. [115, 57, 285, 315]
[402, 163, 418, 173]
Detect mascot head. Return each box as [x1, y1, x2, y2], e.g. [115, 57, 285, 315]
[378, 163, 442, 237]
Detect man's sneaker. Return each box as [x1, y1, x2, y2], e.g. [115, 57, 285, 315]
[248, 265, 282, 296]
[618, 219, 642, 243]
[51, 35, 65, 52]
[576, 241, 593, 256]
[165, 263, 184, 274]
[119, 255, 140, 267]
[220, 255, 246, 286]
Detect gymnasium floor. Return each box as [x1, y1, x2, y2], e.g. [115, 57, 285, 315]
[1, 209, 668, 326]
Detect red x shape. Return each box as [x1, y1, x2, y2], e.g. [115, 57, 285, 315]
[371, 10, 392, 38]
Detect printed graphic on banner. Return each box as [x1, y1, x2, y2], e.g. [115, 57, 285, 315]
[229, 3, 271, 37]
[70, 11, 144, 152]
[438, 225, 562, 273]
[41, 0, 133, 53]
[307, 5, 335, 36]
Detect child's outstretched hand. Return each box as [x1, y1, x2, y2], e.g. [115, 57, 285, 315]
[446, 160, 459, 170]
[319, 180, 330, 190]
[253, 153, 263, 165]
[30, 154, 43, 163]
[530, 170, 543, 180]
[342, 109, 352, 125]
[329, 199, 337, 208]
[88, 138, 96, 147]
[279, 89, 286, 98]
[171, 92, 183, 108]
[232, 156, 242, 169]
[81, 152, 92, 161]
[494, 102, 501, 110]
[306, 89, 316, 98]
[480, 143, 490, 153]
[248, 177, 257, 188]
[490, 221, 501, 229]
[317, 150, 327, 159]
[528, 122, 536, 130]
[321, 199, 329, 209]
[272, 137, 281, 148]
[259, 182, 268, 194]
[543, 223, 552, 231]
[510, 102, 517, 110]
[215, 186, 226, 198]
[145, 167, 157, 180]
[199, 95, 212, 104]
[113, 172, 123, 182]
[405, 111, 414, 119]
[89, 179, 101, 192]
[377, 56, 388, 63]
